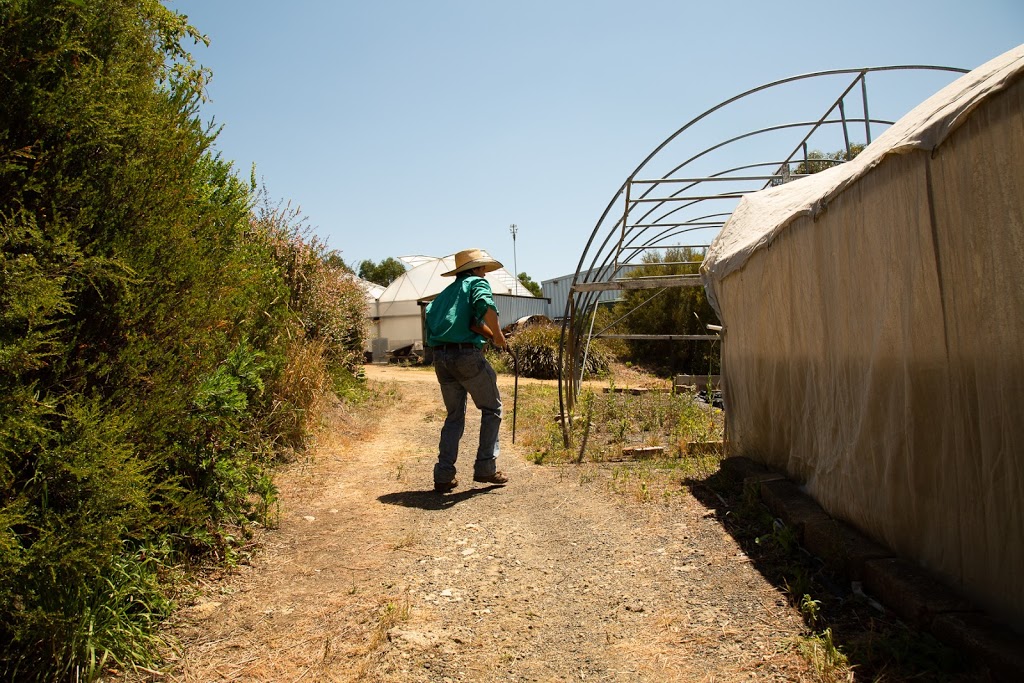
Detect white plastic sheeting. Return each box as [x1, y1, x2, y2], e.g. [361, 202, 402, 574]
[702, 45, 1024, 629]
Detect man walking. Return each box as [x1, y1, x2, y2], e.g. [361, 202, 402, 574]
[425, 249, 509, 493]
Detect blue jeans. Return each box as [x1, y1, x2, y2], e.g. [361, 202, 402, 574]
[432, 347, 502, 484]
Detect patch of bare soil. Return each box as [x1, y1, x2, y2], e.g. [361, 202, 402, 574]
[143, 365, 815, 682]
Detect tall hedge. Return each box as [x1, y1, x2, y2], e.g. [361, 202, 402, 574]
[0, 1, 366, 679]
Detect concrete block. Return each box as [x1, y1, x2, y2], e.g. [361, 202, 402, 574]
[862, 558, 975, 628]
[930, 611, 1024, 682]
[758, 478, 832, 539]
[621, 446, 664, 459]
[802, 518, 893, 580]
[720, 456, 768, 480]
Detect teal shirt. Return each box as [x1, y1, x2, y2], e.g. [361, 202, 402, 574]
[425, 274, 498, 348]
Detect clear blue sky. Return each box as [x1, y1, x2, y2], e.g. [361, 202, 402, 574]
[168, 0, 1022, 282]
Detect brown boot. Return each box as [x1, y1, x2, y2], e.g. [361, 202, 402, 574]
[434, 478, 458, 493]
[473, 471, 508, 485]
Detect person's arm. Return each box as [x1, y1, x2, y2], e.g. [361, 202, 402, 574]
[482, 307, 506, 349]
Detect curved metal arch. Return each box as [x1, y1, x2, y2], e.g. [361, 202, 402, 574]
[557, 64, 969, 440]
[618, 116, 899, 237]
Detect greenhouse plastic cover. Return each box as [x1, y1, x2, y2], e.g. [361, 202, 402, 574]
[375, 250, 520, 317]
[701, 45, 1024, 628]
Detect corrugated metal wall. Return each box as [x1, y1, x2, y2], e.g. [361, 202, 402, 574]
[542, 266, 637, 319]
[494, 294, 550, 323]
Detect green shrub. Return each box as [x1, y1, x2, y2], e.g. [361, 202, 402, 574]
[496, 323, 611, 380]
[0, 2, 370, 679]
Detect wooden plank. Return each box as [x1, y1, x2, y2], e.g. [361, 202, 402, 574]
[674, 374, 721, 388]
[620, 446, 665, 459]
[686, 441, 724, 457]
[602, 387, 671, 395]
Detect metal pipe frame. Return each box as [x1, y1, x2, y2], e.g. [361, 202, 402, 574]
[557, 64, 968, 444]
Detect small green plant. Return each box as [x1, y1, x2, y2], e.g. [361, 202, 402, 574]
[784, 568, 814, 608]
[371, 597, 410, 648]
[800, 594, 823, 629]
[756, 519, 798, 556]
[796, 628, 851, 682]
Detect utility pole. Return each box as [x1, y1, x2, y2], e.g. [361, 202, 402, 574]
[509, 223, 518, 295]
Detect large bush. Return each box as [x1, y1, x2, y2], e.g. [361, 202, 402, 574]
[497, 323, 611, 380]
[0, 2, 367, 679]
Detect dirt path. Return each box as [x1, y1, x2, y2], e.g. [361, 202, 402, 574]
[161, 365, 813, 682]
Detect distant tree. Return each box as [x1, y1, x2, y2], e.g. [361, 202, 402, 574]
[609, 248, 720, 375]
[325, 250, 353, 273]
[790, 143, 866, 176]
[517, 272, 542, 297]
[358, 257, 405, 286]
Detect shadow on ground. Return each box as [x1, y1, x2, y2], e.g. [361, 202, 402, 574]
[378, 485, 504, 511]
[684, 469, 993, 682]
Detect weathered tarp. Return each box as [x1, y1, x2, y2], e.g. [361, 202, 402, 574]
[701, 45, 1024, 629]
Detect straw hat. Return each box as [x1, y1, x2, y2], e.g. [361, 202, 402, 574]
[441, 248, 503, 277]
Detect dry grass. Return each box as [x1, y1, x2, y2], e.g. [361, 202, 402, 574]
[511, 367, 725, 508]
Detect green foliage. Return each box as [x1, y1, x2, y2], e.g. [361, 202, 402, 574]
[248, 195, 369, 448]
[325, 250, 353, 273]
[517, 271, 542, 297]
[790, 143, 866, 176]
[358, 256, 406, 287]
[609, 248, 720, 375]
[796, 627, 850, 682]
[0, 1, 370, 679]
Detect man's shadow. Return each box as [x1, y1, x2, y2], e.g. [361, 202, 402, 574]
[378, 485, 504, 511]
